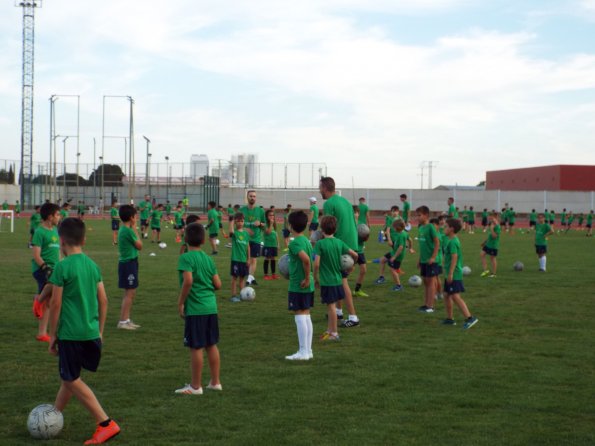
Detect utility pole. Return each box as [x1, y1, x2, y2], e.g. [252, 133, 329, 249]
[427, 161, 438, 189]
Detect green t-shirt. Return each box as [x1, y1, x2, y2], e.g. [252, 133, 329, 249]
[448, 204, 456, 217]
[535, 223, 552, 246]
[231, 229, 249, 262]
[139, 200, 152, 220]
[482, 211, 488, 219]
[178, 250, 218, 316]
[283, 212, 290, 230]
[588, 213, 593, 225]
[15, 203, 21, 213]
[78, 204, 85, 213]
[150, 210, 163, 228]
[357, 203, 368, 225]
[384, 214, 394, 229]
[30, 212, 41, 231]
[444, 237, 463, 281]
[118, 225, 139, 262]
[357, 238, 365, 254]
[241, 206, 266, 243]
[391, 231, 408, 262]
[402, 201, 411, 223]
[568, 214, 575, 224]
[436, 228, 447, 266]
[508, 210, 516, 224]
[418, 223, 439, 264]
[165, 203, 172, 214]
[529, 212, 537, 223]
[310, 205, 319, 224]
[263, 225, 278, 248]
[49, 253, 102, 341]
[467, 210, 475, 221]
[2, 201, 8, 210]
[313, 237, 350, 286]
[207, 209, 220, 235]
[174, 210, 183, 226]
[323, 194, 358, 251]
[560, 212, 567, 224]
[31, 226, 60, 272]
[288, 235, 315, 293]
[60, 209, 69, 219]
[227, 207, 234, 216]
[485, 224, 501, 249]
[110, 207, 119, 219]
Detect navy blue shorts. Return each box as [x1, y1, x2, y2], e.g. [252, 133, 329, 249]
[152, 227, 161, 233]
[535, 245, 547, 255]
[33, 267, 51, 294]
[444, 280, 465, 294]
[388, 259, 401, 270]
[249, 241, 262, 258]
[482, 246, 498, 257]
[282, 229, 290, 238]
[174, 224, 184, 230]
[481, 218, 488, 226]
[549, 220, 554, 225]
[184, 314, 219, 349]
[209, 233, 218, 239]
[320, 285, 344, 305]
[111, 219, 120, 231]
[30, 228, 35, 236]
[58, 339, 102, 382]
[309, 222, 319, 231]
[288, 291, 314, 311]
[357, 253, 366, 265]
[420, 263, 442, 278]
[140, 219, 148, 227]
[529, 221, 536, 227]
[263, 247, 278, 258]
[231, 261, 249, 278]
[118, 258, 139, 289]
[587, 224, 592, 229]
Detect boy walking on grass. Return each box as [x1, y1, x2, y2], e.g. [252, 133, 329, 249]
[48, 217, 121, 444]
[352, 206, 369, 297]
[175, 223, 222, 395]
[110, 201, 119, 245]
[480, 212, 501, 278]
[535, 213, 554, 272]
[285, 211, 315, 360]
[387, 219, 408, 291]
[441, 218, 478, 329]
[228, 213, 250, 302]
[416, 206, 441, 313]
[117, 205, 143, 330]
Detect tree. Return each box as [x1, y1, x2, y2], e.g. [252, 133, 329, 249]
[88, 164, 125, 187]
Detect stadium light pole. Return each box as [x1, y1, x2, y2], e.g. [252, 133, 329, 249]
[165, 156, 169, 200]
[93, 137, 97, 205]
[99, 155, 104, 208]
[76, 151, 80, 199]
[62, 136, 69, 198]
[143, 135, 150, 195]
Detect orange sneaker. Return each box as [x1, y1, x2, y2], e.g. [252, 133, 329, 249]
[32, 298, 44, 319]
[84, 420, 120, 445]
[35, 334, 50, 342]
[264, 275, 273, 280]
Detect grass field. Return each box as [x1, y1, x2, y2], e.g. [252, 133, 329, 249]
[1, 216, 594, 445]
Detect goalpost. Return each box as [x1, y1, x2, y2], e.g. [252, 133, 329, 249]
[0, 210, 14, 233]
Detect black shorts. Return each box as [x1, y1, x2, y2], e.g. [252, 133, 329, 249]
[549, 220, 554, 225]
[111, 219, 120, 231]
[482, 246, 498, 257]
[184, 314, 219, 349]
[263, 247, 278, 258]
[320, 285, 345, 305]
[118, 258, 139, 289]
[388, 259, 401, 270]
[481, 218, 488, 226]
[231, 261, 249, 278]
[33, 268, 51, 294]
[356, 253, 366, 265]
[151, 227, 161, 233]
[282, 229, 291, 238]
[58, 339, 102, 382]
[140, 219, 148, 227]
[529, 221, 536, 227]
[587, 224, 592, 229]
[209, 233, 218, 239]
[30, 228, 35, 236]
[288, 291, 314, 311]
[444, 280, 465, 294]
[309, 222, 319, 231]
[420, 263, 442, 278]
[535, 245, 547, 255]
[249, 241, 262, 258]
[219, 223, 223, 229]
[509, 222, 515, 227]
[174, 224, 184, 230]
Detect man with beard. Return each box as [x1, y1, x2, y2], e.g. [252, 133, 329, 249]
[240, 190, 266, 285]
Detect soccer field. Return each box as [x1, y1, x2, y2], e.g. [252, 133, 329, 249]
[1, 218, 594, 445]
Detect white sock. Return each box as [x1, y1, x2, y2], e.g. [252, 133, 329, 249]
[349, 314, 359, 322]
[305, 315, 313, 354]
[119, 319, 130, 324]
[294, 315, 308, 354]
[336, 308, 343, 317]
[539, 256, 546, 270]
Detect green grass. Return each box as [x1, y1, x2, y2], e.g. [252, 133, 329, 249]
[1, 218, 594, 445]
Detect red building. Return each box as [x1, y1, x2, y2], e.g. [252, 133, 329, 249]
[486, 165, 595, 191]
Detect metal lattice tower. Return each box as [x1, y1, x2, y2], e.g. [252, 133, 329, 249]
[16, 1, 42, 208]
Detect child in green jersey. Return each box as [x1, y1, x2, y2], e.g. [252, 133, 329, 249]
[577, 213, 584, 230]
[173, 204, 185, 243]
[48, 217, 121, 444]
[442, 219, 478, 329]
[150, 203, 164, 243]
[416, 206, 441, 313]
[206, 201, 220, 255]
[399, 194, 411, 228]
[314, 215, 358, 341]
[285, 211, 315, 361]
[565, 212, 575, 233]
[59, 202, 70, 222]
[352, 206, 369, 297]
[29, 204, 41, 247]
[535, 213, 554, 272]
[467, 206, 476, 234]
[586, 211, 593, 237]
[480, 212, 501, 278]
[387, 219, 408, 291]
[228, 213, 250, 302]
[178, 214, 201, 255]
[217, 205, 228, 238]
[175, 223, 222, 395]
[117, 205, 143, 330]
[263, 209, 280, 280]
[165, 200, 172, 222]
[282, 206, 292, 251]
[508, 207, 516, 234]
[110, 201, 120, 245]
[481, 208, 489, 232]
[15, 200, 21, 217]
[529, 209, 537, 231]
[308, 197, 320, 233]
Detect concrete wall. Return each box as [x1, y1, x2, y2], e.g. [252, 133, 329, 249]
[0, 185, 21, 205]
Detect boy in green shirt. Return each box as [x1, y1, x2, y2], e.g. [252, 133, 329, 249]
[529, 209, 537, 231]
[150, 204, 164, 243]
[48, 217, 120, 444]
[353, 206, 369, 297]
[586, 211, 593, 237]
[263, 209, 280, 280]
[560, 209, 567, 230]
[117, 205, 143, 330]
[442, 218, 478, 329]
[228, 213, 250, 302]
[480, 212, 501, 278]
[282, 206, 292, 251]
[173, 204, 185, 243]
[2, 199, 8, 210]
[240, 190, 266, 284]
[110, 201, 119, 245]
[535, 213, 554, 272]
[206, 201, 220, 255]
[285, 211, 315, 361]
[399, 194, 411, 228]
[15, 200, 21, 217]
[387, 219, 408, 291]
[175, 222, 222, 395]
[508, 207, 516, 234]
[416, 206, 441, 313]
[165, 200, 172, 222]
[59, 202, 70, 222]
[138, 194, 152, 239]
[29, 204, 41, 247]
[481, 208, 489, 232]
[314, 215, 358, 342]
[467, 206, 476, 234]
[565, 212, 575, 233]
[308, 197, 320, 232]
[447, 197, 456, 218]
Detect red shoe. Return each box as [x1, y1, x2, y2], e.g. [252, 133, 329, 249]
[396, 269, 405, 275]
[272, 274, 280, 280]
[84, 420, 121, 445]
[175, 236, 181, 243]
[36, 334, 50, 342]
[32, 297, 44, 319]
[264, 275, 273, 281]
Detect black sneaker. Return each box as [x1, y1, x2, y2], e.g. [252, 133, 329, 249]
[251, 280, 258, 286]
[418, 305, 434, 313]
[342, 319, 360, 328]
[324, 313, 344, 320]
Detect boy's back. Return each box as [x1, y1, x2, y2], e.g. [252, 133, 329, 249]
[288, 235, 314, 292]
[178, 250, 218, 315]
[118, 225, 139, 262]
[444, 237, 463, 280]
[314, 237, 350, 286]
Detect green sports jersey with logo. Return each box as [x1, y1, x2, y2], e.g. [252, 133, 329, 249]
[207, 209, 219, 235]
[529, 212, 537, 223]
[587, 214, 593, 225]
[231, 230, 249, 262]
[535, 223, 552, 246]
[314, 237, 350, 286]
[139, 200, 152, 220]
[31, 226, 60, 272]
[402, 201, 411, 223]
[150, 210, 163, 228]
[391, 231, 408, 262]
[165, 203, 172, 214]
[288, 235, 315, 293]
[241, 206, 266, 243]
[263, 226, 278, 248]
[384, 215, 394, 229]
[174, 210, 183, 226]
[30, 213, 41, 231]
[178, 250, 218, 316]
[418, 223, 439, 264]
[49, 253, 102, 341]
[448, 204, 456, 217]
[118, 225, 139, 262]
[323, 194, 358, 251]
[110, 207, 119, 219]
[485, 224, 501, 250]
[357, 203, 368, 225]
[444, 236, 464, 281]
[310, 205, 319, 224]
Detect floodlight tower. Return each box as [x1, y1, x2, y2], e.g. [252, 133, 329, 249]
[15, 0, 42, 209]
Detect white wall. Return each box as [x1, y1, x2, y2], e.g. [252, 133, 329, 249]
[0, 185, 20, 204]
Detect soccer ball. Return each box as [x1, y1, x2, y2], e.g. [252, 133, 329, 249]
[309, 230, 323, 243]
[149, 252, 156, 257]
[513, 261, 524, 271]
[462, 266, 472, 276]
[340, 254, 354, 273]
[408, 275, 422, 287]
[215, 239, 220, 245]
[27, 404, 63, 440]
[405, 223, 412, 232]
[278, 254, 290, 279]
[240, 286, 256, 301]
[158, 242, 167, 249]
[357, 224, 370, 242]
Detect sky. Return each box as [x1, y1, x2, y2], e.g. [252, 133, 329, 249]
[1, 0, 595, 188]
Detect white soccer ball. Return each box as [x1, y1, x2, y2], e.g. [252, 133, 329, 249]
[289, 237, 295, 241]
[309, 230, 323, 243]
[357, 224, 370, 242]
[216, 239, 220, 245]
[340, 254, 354, 273]
[149, 252, 156, 257]
[278, 254, 290, 279]
[513, 261, 524, 271]
[240, 286, 256, 301]
[408, 275, 422, 287]
[27, 404, 64, 440]
[405, 223, 412, 232]
[158, 242, 167, 249]
[462, 266, 472, 276]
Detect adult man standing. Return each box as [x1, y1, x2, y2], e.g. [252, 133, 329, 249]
[240, 190, 266, 285]
[319, 177, 360, 327]
[139, 194, 152, 239]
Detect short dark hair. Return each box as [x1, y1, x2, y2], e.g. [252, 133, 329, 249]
[234, 212, 244, 221]
[320, 215, 337, 235]
[119, 204, 136, 222]
[208, 201, 216, 208]
[390, 205, 400, 212]
[429, 217, 439, 225]
[265, 209, 275, 220]
[446, 218, 462, 233]
[319, 176, 335, 193]
[58, 217, 86, 245]
[185, 222, 205, 247]
[186, 214, 200, 225]
[359, 197, 365, 202]
[40, 202, 60, 220]
[416, 205, 430, 216]
[288, 210, 308, 233]
[352, 205, 359, 213]
[34, 205, 40, 211]
[400, 194, 407, 199]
